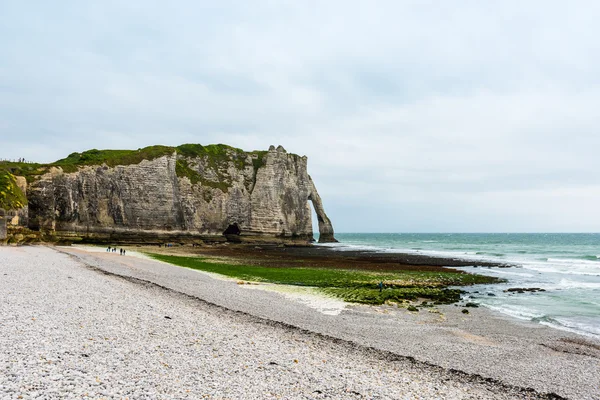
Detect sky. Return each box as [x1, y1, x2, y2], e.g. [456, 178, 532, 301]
[1, 1, 599, 233]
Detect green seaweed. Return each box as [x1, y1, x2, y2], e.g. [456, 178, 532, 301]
[147, 253, 502, 305]
[0, 143, 276, 190]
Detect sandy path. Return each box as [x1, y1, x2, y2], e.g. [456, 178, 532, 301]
[1, 246, 598, 399]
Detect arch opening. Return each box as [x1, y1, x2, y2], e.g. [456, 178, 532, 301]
[308, 199, 318, 242]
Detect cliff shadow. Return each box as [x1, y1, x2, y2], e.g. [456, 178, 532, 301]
[223, 223, 242, 243]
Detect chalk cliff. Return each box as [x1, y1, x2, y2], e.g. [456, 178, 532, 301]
[20, 144, 336, 244]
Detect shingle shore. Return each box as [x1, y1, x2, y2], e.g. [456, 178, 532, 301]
[61, 245, 600, 399]
[0, 246, 595, 399]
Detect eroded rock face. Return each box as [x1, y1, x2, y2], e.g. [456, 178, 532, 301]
[26, 146, 336, 244]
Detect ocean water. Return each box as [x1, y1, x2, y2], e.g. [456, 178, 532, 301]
[319, 233, 600, 338]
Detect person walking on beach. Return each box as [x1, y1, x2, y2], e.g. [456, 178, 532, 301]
[123, 249, 126, 256]
[378, 281, 384, 292]
[119, 248, 123, 255]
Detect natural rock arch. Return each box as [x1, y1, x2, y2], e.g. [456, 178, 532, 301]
[307, 176, 337, 243]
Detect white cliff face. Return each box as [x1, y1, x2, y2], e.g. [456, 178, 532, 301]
[26, 145, 336, 243]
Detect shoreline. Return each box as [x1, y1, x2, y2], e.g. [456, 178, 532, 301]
[82, 243, 600, 340]
[4, 245, 584, 399]
[48, 245, 600, 398]
[119, 242, 600, 339]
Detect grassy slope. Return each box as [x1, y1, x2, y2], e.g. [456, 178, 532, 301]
[149, 253, 501, 305]
[0, 144, 271, 184]
[0, 170, 27, 210]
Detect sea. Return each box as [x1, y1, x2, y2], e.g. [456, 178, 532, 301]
[319, 233, 600, 338]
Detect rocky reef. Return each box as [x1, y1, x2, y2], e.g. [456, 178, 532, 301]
[1, 144, 336, 244]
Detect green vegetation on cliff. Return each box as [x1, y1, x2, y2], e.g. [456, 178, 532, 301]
[175, 158, 231, 193]
[0, 144, 277, 191]
[52, 145, 174, 173]
[0, 162, 46, 183]
[0, 170, 27, 210]
[53, 143, 269, 172]
[148, 253, 501, 305]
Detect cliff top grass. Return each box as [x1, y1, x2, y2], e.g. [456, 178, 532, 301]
[0, 170, 27, 210]
[148, 253, 502, 305]
[52, 144, 269, 173]
[0, 144, 274, 182]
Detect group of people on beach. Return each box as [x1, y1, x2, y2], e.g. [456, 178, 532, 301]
[106, 246, 126, 256]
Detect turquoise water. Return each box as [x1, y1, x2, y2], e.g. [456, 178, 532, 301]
[320, 233, 600, 338]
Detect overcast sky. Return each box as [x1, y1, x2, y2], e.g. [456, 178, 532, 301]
[1, 1, 599, 233]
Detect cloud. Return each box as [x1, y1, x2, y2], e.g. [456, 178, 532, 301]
[1, 1, 599, 231]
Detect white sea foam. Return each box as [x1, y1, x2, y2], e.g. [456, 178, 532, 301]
[482, 269, 535, 278]
[546, 257, 600, 265]
[483, 304, 544, 321]
[537, 317, 600, 339]
[483, 304, 600, 338]
[523, 261, 600, 277]
[556, 279, 600, 290]
[552, 317, 600, 337]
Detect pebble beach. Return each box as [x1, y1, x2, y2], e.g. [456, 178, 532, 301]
[1, 246, 599, 399]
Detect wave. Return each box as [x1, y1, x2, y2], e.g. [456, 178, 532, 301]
[475, 252, 506, 257]
[484, 304, 543, 320]
[538, 316, 600, 338]
[546, 257, 600, 265]
[483, 305, 600, 338]
[556, 279, 600, 290]
[479, 268, 535, 278]
[524, 261, 600, 277]
[580, 255, 600, 261]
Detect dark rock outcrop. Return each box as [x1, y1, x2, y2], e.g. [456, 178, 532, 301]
[504, 288, 546, 293]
